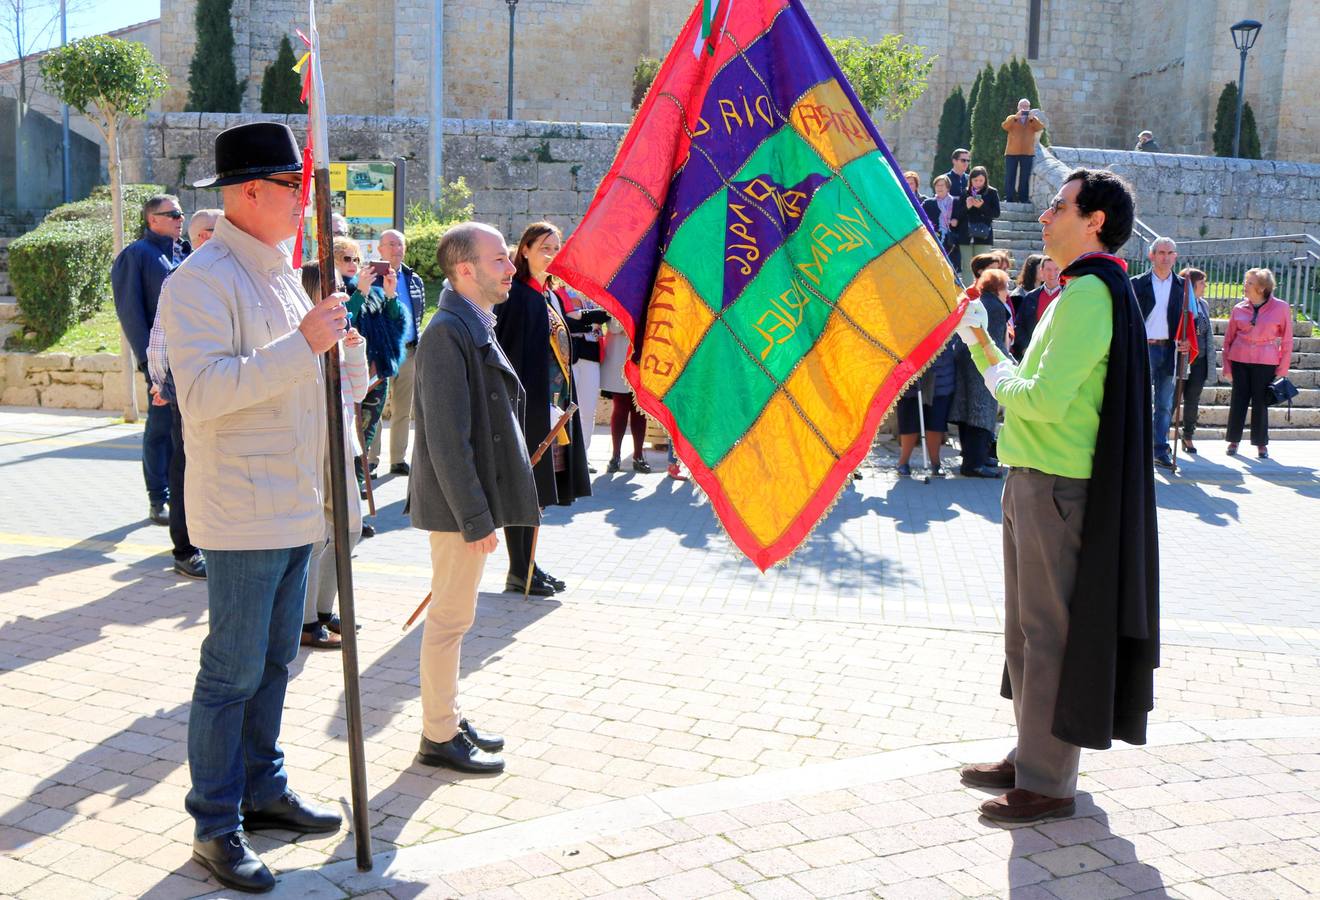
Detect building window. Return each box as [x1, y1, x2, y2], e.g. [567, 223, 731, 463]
[1028, 0, 1042, 59]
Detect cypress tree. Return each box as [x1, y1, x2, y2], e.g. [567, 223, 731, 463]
[966, 67, 984, 135]
[1212, 83, 1237, 156]
[1213, 82, 1260, 158]
[260, 35, 304, 113]
[1240, 101, 1261, 159]
[186, 0, 242, 112]
[932, 86, 966, 182]
[969, 63, 1002, 188]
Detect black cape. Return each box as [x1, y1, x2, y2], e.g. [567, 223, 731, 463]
[1001, 254, 1160, 750]
[495, 279, 592, 508]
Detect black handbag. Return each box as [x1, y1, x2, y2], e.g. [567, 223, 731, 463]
[1268, 376, 1299, 421]
[968, 220, 992, 243]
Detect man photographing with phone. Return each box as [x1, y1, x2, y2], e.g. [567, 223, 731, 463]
[1003, 98, 1045, 203]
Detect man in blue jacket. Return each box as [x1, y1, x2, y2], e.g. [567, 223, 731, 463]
[111, 194, 191, 523]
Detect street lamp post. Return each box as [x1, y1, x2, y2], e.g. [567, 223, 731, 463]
[506, 0, 519, 120]
[1230, 18, 1261, 159]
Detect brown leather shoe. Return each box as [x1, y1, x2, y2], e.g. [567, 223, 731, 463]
[960, 759, 1015, 788]
[979, 789, 1075, 823]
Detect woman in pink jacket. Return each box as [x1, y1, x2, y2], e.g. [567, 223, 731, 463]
[1222, 267, 1293, 459]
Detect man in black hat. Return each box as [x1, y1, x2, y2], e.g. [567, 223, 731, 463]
[161, 122, 350, 893]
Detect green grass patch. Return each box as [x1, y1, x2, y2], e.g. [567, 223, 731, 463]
[6, 303, 123, 355]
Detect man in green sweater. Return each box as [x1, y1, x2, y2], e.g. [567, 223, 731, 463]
[953, 169, 1159, 824]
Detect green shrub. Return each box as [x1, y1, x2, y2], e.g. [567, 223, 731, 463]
[8, 182, 165, 342]
[9, 218, 114, 342]
[632, 56, 660, 110]
[403, 178, 474, 282]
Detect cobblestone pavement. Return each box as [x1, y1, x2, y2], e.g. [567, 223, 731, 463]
[0, 408, 1318, 899]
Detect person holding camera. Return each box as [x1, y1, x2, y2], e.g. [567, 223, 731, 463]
[333, 237, 407, 498]
[957, 166, 1001, 284]
[1002, 99, 1045, 203]
[1134, 130, 1161, 152]
[1223, 267, 1293, 458]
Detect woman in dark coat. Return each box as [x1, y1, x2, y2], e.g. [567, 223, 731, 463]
[949, 267, 1013, 477]
[956, 166, 1001, 284]
[495, 221, 609, 596]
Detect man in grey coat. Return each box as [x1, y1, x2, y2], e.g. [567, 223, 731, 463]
[410, 222, 539, 773]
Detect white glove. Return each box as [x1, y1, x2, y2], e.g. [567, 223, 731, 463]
[954, 299, 989, 346]
[983, 360, 1014, 395]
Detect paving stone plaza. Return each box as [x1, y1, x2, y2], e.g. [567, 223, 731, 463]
[1, 408, 1319, 899]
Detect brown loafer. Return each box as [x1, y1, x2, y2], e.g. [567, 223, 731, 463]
[300, 623, 341, 650]
[979, 788, 1075, 823]
[960, 759, 1015, 788]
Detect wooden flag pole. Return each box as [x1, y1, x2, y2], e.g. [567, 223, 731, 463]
[401, 403, 578, 630]
[308, 1, 372, 870]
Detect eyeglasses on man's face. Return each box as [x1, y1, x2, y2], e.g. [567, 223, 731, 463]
[152, 209, 184, 220]
[260, 177, 304, 193]
[1045, 196, 1071, 215]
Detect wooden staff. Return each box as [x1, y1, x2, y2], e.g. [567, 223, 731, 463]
[307, 4, 371, 869]
[401, 403, 578, 630]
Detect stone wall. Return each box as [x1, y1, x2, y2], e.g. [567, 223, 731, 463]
[1032, 146, 1320, 241]
[0, 352, 149, 412]
[119, 113, 628, 238]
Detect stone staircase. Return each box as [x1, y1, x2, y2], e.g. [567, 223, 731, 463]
[994, 202, 1320, 439]
[994, 200, 1046, 255]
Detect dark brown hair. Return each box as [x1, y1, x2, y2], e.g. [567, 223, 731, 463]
[513, 221, 562, 290]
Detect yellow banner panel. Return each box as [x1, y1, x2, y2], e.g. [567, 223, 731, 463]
[345, 190, 394, 219]
[637, 263, 717, 399]
[714, 390, 834, 547]
[789, 79, 878, 171]
[835, 230, 958, 360]
[785, 315, 897, 453]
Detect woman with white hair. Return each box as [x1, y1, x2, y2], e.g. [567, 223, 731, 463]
[1222, 267, 1293, 458]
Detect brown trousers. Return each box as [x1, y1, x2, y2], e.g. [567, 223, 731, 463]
[1002, 467, 1088, 798]
[420, 531, 488, 743]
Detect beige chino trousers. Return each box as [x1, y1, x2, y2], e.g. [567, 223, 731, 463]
[1002, 467, 1088, 798]
[420, 531, 488, 743]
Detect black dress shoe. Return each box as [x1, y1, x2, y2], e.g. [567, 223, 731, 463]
[173, 551, 207, 579]
[460, 718, 505, 753]
[192, 831, 275, 893]
[534, 567, 566, 592]
[242, 789, 341, 834]
[962, 465, 1003, 478]
[390, 462, 410, 475]
[360, 522, 376, 539]
[505, 573, 556, 596]
[417, 732, 504, 772]
[318, 612, 360, 635]
[149, 503, 169, 526]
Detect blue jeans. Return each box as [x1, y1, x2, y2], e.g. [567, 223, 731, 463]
[1004, 155, 1035, 203]
[143, 373, 173, 505]
[186, 545, 312, 841]
[1148, 344, 1175, 456]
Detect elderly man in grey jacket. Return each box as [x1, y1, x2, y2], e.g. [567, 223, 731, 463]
[409, 222, 539, 774]
[161, 122, 349, 894]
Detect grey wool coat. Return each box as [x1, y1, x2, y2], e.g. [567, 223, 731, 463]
[408, 289, 540, 540]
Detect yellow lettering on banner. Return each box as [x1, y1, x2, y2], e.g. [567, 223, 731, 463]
[717, 94, 775, 134]
[743, 179, 808, 223]
[752, 280, 811, 361]
[692, 117, 711, 138]
[638, 263, 716, 399]
[796, 208, 875, 285]
[789, 79, 877, 170]
[726, 207, 760, 276]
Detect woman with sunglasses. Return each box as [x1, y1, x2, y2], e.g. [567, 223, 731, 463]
[1222, 267, 1293, 459]
[333, 235, 407, 494]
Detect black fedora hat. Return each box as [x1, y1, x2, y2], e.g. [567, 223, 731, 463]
[194, 122, 303, 188]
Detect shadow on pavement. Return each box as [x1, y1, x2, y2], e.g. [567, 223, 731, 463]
[0, 523, 206, 675]
[0, 430, 146, 469]
[1002, 797, 1170, 897]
